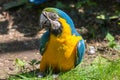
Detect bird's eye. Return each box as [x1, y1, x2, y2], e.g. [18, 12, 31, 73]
[49, 13, 58, 20]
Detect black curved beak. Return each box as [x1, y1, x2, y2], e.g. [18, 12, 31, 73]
[39, 11, 50, 30]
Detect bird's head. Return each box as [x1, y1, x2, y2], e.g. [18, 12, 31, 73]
[40, 7, 79, 36]
[40, 8, 62, 36]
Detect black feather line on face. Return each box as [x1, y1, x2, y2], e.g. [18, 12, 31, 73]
[49, 19, 63, 36]
[42, 11, 63, 36]
[50, 25, 63, 36]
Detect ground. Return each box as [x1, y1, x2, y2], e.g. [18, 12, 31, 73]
[0, 1, 42, 79]
[0, 0, 120, 79]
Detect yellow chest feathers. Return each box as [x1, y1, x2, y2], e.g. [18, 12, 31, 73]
[44, 18, 82, 58]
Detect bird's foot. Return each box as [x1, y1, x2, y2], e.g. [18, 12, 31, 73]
[53, 74, 59, 79]
[37, 72, 45, 78]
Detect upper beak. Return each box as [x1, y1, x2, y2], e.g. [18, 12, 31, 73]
[39, 11, 50, 29]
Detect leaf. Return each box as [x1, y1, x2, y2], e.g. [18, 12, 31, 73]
[29, 59, 37, 65]
[35, 61, 40, 65]
[96, 14, 105, 20]
[105, 32, 114, 42]
[118, 22, 120, 25]
[3, 0, 28, 10]
[15, 58, 26, 67]
[109, 15, 120, 19]
[105, 32, 117, 48]
[55, 1, 65, 8]
[17, 74, 28, 79]
[108, 41, 116, 48]
[114, 43, 120, 51]
[29, 59, 40, 65]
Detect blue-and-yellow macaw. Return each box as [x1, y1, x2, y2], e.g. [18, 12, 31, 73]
[29, 0, 47, 4]
[39, 7, 85, 76]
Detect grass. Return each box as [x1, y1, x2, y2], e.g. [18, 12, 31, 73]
[60, 56, 120, 80]
[8, 56, 120, 80]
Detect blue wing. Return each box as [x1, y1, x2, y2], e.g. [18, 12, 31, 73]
[76, 39, 85, 66]
[39, 30, 50, 55]
[29, 0, 47, 4]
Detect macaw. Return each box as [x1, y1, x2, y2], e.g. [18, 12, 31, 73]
[29, 0, 47, 4]
[39, 7, 85, 76]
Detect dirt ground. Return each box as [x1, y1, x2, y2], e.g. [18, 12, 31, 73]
[0, 1, 42, 79]
[0, 0, 120, 79]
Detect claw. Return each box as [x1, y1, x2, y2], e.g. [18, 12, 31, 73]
[37, 72, 45, 78]
[53, 74, 59, 79]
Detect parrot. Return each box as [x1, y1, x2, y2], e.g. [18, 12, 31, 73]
[39, 7, 85, 77]
[29, 0, 48, 4]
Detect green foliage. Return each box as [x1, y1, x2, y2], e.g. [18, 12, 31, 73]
[109, 15, 120, 20]
[3, 0, 28, 10]
[8, 72, 38, 80]
[118, 22, 120, 25]
[76, 0, 97, 8]
[115, 44, 120, 52]
[55, 1, 66, 9]
[60, 56, 120, 80]
[89, 27, 96, 38]
[96, 14, 120, 20]
[106, 32, 115, 42]
[9, 58, 40, 79]
[29, 59, 40, 66]
[29, 59, 40, 76]
[9, 56, 120, 80]
[15, 58, 26, 67]
[15, 58, 26, 72]
[96, 14, 106, 20]
[105, 32, 117, 48]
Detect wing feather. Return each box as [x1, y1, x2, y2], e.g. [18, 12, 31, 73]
[76, 40, 85, 66]
[39, 30, 50, 55]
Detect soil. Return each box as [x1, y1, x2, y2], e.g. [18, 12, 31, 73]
[0, 0, 120, 79]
